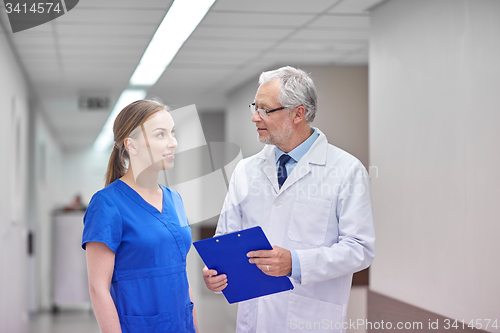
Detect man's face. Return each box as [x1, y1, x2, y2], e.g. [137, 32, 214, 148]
[252, 80, 293, 148]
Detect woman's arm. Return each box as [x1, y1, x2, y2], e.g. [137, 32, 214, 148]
[86, 241, 122, 333]
[189, 286, 199, 333]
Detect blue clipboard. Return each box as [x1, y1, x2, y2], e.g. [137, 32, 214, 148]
[193, 226, 294, 304]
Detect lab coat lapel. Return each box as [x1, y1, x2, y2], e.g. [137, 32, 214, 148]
[279, 130, 328, 193]
[257, 145, 280, 194]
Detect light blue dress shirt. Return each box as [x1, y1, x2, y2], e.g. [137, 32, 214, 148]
[274, 127, 319, 281]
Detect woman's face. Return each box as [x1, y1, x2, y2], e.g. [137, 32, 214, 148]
[130, 110, 177, 172]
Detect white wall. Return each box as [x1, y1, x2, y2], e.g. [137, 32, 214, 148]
[1, 20, 66, 316]
[0, 22, 31, 333]
[62, 148, 111, 206]
[226, 77, 263, 158]
[302, 65, 369, 167]
[369, 0, 500, 329]
[226, 65, 369, 167]
[33, 111, 66, 310]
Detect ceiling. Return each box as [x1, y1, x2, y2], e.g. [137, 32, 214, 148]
[0, 0, 384, 152]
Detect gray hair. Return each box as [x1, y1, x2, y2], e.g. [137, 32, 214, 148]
[259, 66, 317, 123]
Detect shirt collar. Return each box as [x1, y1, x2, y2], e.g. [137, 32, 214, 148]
[274, 127, 320, 164]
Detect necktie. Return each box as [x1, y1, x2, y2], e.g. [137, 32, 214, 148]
[277, 154, 291, 189]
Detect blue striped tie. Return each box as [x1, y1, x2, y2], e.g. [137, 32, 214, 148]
[277, 154, 291, 189]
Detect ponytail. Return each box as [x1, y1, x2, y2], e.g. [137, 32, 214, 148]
[105, 144, 126, 186]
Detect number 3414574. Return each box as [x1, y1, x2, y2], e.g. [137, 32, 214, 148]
[443, 319, 498, 330]
[5, 3, 62, 14]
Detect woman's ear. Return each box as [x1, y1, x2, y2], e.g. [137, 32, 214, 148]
[124, 137, 137, 156]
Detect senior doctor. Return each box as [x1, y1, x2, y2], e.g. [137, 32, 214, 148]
[203, 66, 375, 333]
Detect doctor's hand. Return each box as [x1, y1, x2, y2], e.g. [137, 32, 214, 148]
[202, 266, 228, 292]
[247, 245, 292, 277]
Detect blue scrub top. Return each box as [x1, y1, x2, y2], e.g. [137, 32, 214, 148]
[82, 179, 195, 333]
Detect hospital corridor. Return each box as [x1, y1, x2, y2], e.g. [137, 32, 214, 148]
[1, 0, 499, 332]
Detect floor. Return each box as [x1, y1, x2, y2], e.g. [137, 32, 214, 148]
[28, 309, 99, 333]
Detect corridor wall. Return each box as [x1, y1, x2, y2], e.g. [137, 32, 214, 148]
[369, 0, 500, 329]
[0, 20, 31, 333]
[0, 19, 65, 323]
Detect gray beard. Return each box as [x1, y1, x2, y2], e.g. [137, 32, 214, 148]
[257, 120, 294, 147]
[257, 133, 273, 145]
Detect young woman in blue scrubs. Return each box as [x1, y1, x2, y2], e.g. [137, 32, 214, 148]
[82, 100, 198, 333]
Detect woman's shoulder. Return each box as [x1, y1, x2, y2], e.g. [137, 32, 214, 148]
[88, 180, 123, 206]
[159, 184, 181, 198]
[159, 185, 187, 210]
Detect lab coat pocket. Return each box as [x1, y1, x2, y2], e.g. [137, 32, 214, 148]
[286, 293, 343, 332]
[119, 311, 171, 333]
[288, 197, 331, 245]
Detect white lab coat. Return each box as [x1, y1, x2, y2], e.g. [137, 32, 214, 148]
[216, 129, 375, 333]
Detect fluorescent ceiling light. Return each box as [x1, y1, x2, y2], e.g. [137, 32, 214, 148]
[94, 1, 214, 150]
[130, 0, 216, 86]
[93, 89, 147, 151]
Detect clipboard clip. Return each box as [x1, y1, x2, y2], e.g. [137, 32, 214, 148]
[216, 230, 242, 241]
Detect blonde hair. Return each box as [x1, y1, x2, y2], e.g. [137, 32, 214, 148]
[105, 99, 169, 186]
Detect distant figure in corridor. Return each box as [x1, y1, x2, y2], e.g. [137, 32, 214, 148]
[82, 100, 198, 333]
[203, 66, 375, 332]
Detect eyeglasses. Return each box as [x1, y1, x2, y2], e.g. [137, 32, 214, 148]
[249, 103, 286, 118]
